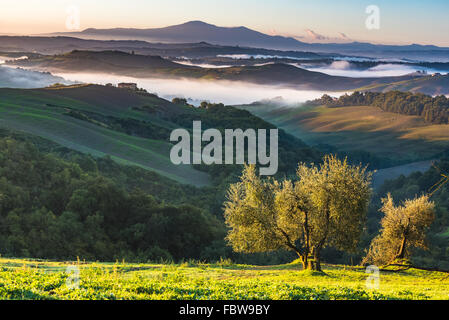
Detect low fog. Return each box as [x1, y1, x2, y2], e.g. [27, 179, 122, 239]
[0, 66, 72, 89]
[172, 56, 448, 79]
[54, 72, 344, 105]
[216, 54, 316, 60]
[175, 61, 234, 69]
[302, 61, 447, 78]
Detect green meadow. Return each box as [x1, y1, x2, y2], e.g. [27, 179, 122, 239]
[0, 258, 448, 300]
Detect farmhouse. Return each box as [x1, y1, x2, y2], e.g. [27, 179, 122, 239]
[118, 82, 138, 90]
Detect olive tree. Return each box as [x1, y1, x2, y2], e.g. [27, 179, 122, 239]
[364, 194, 435, 266]
[224, 155, 372, 271]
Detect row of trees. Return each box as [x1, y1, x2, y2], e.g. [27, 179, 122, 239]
[224, 156, 436, 270]
[311, 91, 449, 124]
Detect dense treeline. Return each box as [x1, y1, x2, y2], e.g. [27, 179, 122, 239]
[0, 137, 224, 262]
[311, 91, 449, 124]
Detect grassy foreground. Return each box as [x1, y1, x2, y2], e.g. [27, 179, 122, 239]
[0, 258, 448, 300]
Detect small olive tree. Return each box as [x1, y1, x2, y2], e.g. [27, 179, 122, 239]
[224, 155, 372, 271]
[364, 194, 435, 266]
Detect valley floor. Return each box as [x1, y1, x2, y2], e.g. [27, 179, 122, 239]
[0, 258, 448, 300]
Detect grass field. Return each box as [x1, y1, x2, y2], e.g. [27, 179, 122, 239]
[0, 85, 210, 186]
[0, 258, 448, 300]
[237, 103, 449, 163]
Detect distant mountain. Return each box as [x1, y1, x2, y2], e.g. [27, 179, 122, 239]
[50, 21, 449, 61]
[58, 21, 305, 50]
[7, 50, 429, 92]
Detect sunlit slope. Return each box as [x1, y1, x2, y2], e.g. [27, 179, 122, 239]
[356, 74, 449, 96]
[237, 103, 449, 163]
[0, 85, 210, 186]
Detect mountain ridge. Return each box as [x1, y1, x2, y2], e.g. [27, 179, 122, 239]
[49, 20, 449, 60]
[72, 21, 304, 50]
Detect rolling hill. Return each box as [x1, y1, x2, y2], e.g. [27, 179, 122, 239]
[7, 50, 428, 92]
[357, 73, 449, 96]
[237, 102, 449, 164]
[0, 84, 322, 187]
[0, 84, 210, 186]
[0, 35, 322, 58]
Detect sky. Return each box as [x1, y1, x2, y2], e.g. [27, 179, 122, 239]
[0, 0, 448, 46]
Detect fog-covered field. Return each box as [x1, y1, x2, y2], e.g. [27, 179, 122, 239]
[1, 56, 74, 89]
[302, 61, 447, 78]
[174, 56, 448, 79]
[53, 72, 344, 105]
[0, 66, 72, 88]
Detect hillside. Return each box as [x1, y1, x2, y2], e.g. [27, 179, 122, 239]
[358, 73, 449, 96]
[237, 103, 449, 164]
[1, 257, 448, 300]
[0, 84, 321, 186]
[8, 50, 425, 91]
[0, 84, 209, 186]
[0, 84, 324, 264]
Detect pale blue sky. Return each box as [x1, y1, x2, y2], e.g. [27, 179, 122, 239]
[1, 0, 448, 46]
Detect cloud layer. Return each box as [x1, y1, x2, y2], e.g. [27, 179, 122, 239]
[303, 62, 447, 78]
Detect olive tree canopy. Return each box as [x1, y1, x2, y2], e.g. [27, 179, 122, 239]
[224, 155, 372, 271]
[364, 194, 435, 266]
